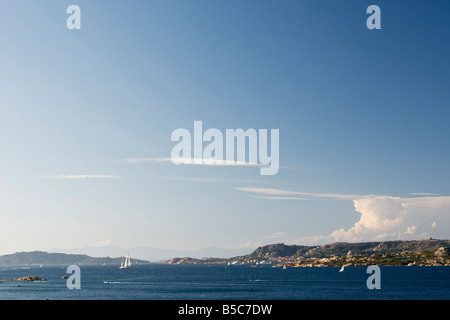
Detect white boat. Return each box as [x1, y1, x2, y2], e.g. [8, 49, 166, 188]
[339, 265, 345, 272]
[283, 264, 287, 269]
[228, 261, 242, 266]
[119, 250, 131, 270]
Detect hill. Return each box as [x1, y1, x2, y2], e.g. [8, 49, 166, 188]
[249, 239, 450, 259]
[0, 251, 150, 266]
[165, 239, 450, 266]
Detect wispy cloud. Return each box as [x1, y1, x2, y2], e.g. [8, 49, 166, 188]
[164, 176, 277, 185]
[40, 174, 120, 180]
[165, 176, 225, 183]
[253, 196, 308, 201]
[121, 157, 264, 167]
[264, 232, 287, 239]
[96, 239, 113, 246]
[409, 192, 441, 196]
[236, 241, 262, 249]
[235, 187, 361, 200]
[120, 157, 170, 164]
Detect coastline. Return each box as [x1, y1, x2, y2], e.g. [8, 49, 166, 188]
[164, 240, 450, 267]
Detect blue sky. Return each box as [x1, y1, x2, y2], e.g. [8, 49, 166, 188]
[0, 1, 449, 255]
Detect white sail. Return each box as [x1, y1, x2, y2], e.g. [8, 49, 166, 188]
[119, 250, 131, 269]
[339, 265, 345, 272]
[126, 250, 131, 267]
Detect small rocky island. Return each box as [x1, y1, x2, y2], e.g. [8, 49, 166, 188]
[13, 276, 46, 282]
[0, 276, 47, 283]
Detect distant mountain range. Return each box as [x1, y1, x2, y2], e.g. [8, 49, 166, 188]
[0, 246, 254, 265]
[0, 251, 149, 266]
[3, 239, 448, 266]
[50, 245, 254, 262]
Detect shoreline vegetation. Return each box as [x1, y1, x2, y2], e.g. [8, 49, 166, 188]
[164, 239, 450, 267]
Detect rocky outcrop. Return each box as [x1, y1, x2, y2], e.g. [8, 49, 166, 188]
[434, 247, 449, 257]
[13, 276, 46, 282]
[251, 243, 308, 259]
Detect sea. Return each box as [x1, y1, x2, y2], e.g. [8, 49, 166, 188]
[0, 264, 448, 300]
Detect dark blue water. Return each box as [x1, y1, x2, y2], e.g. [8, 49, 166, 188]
[0, 264, 448, 300]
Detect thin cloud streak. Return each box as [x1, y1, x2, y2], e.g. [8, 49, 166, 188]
[121, 157, 264, 167]
[253, 196, 309, 201]
[235, 187, 363, 200]
[40, 175, 120, 180]
[409, 193, 442, 196]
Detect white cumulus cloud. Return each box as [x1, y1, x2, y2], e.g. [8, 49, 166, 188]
[236, 187, 450, 243]
[330, 195, 450, 242]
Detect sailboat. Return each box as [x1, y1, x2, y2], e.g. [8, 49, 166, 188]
[119, 250, 131, 270]
[339, 265, 345, 272]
